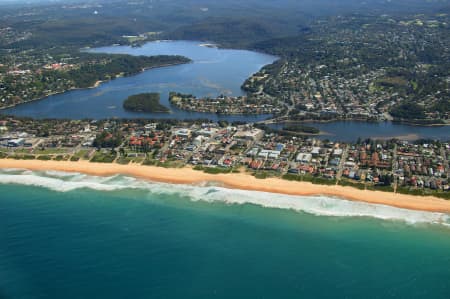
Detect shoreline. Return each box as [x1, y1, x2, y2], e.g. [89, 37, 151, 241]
[0, 61, 190, 112]
[0, 80, 107, 111]
[0, 159, 449, 214]
[269, 118, 450, 127]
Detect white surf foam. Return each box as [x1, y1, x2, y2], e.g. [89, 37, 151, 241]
[0, 172, 130, 192]
[148, 183, 450, 226]
[0, 169, 449, 226]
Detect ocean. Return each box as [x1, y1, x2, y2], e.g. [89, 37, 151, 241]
[1, 169, 450, 298]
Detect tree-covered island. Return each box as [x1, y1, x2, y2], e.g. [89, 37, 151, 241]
[123, 93, 170, 113]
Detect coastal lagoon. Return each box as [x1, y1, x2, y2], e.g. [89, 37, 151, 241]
[269, 121, 450, 142]
[2, 40, 448, 141]
[3, 41, 276, 122]
[1, 169, 450, 298]
[311, 121, 450, 142]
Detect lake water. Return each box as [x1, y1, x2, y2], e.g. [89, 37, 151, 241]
[2, 40, 448, 141]
[2, 40, 276, 122]
[1, 169, 450, 298]
[270, 121, 450, 142]
[314, 121, 449, 142]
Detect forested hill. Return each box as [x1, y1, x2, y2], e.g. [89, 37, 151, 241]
[167, 18, 297, 49]
[0, 54, 190, 109]
[2, 0, 449, 49]
[1, 0, 449, 123]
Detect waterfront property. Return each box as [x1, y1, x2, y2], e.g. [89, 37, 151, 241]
[2, 41, 277, 121]
[1, 116, 448, 198]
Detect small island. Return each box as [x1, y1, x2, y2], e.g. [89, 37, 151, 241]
[282, 124, 320, 135]
[123, 93, 170, 113]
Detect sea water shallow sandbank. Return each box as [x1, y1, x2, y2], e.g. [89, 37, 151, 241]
[0, 159, 449, 219]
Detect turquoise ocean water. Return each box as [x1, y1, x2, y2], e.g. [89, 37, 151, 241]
[1, 169, 450, 298]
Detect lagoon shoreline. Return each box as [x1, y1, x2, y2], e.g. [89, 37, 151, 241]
[0, 61, 190, 112]
[1, 159, 449, 213]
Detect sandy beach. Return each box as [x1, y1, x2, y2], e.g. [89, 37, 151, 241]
[0, 158, 449, 213]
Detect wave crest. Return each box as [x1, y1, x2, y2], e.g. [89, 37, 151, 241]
[0, 168, 448, 226]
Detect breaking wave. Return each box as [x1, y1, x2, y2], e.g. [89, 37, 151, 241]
[0, 169, 449, 226]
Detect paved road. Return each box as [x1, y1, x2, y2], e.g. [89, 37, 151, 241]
[392, 144, 398, 193]
[441, 146, 449, 176]
[335, 145, 349, 184]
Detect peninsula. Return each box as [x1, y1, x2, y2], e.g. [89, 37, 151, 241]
[0, 54, 191, 110]
[169, 92, 279, 115]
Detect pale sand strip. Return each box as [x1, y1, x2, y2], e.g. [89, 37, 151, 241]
[0, 159, 449, 213]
